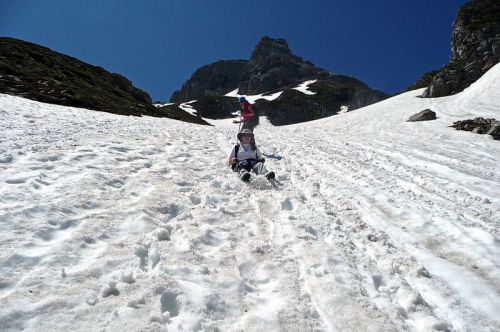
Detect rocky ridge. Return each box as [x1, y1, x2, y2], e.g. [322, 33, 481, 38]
[170, 37, 327, 103]
[409, 0, 500, 97]
[0, 37, 206, 124]
[171, 36, 388, 125]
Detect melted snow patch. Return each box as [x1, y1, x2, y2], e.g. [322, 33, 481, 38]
[293, 79, 317, 95]
[179, 100, 198, 116]
[224, 89, 283, 103]
[154, 102, 174, 107]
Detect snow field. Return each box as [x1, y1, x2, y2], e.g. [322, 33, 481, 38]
[0, 63, 499, 331]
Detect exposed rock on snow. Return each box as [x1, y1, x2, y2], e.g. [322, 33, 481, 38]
[452, 117, 500, 139]
[407, 109, 437, 122]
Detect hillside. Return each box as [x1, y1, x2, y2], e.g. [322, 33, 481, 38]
[0, 37, 206, 124]
[0, 63, 499, 331]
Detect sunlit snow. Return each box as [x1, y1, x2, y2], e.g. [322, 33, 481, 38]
[178, 100, 198, 116]
[293, 79, 317, 95]
[0, 64, 499, 331]
[224, 88, 283, 103]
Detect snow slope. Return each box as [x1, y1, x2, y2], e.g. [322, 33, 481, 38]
[0, 63, 499, 331]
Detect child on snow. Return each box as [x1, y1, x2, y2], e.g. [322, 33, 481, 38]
[228, 129, 275, 182]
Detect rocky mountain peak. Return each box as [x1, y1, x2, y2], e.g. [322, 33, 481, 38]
[451, 0, 500, 63]
[249, 36, 293, 64]
[409, 0, 499, 97]
[241, 36, 324, 94]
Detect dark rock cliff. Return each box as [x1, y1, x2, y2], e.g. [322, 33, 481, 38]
[169, 36, 387, 125]
[170, 60, 247, 103]
[409, 0, 500, 97]
[0, 37, 207, 124]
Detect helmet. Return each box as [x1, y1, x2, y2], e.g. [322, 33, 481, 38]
[237, 129, 254, 141]
[238, 96, 247, 103]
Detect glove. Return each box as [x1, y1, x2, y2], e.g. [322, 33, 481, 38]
[258, 158, 265, 163]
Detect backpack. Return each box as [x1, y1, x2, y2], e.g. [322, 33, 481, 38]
[233, 144, 260, 165]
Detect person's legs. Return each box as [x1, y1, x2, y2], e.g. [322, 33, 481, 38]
[252, 162, 275, 180]
[237, 161, 251, 181]
[251, 161, 268, 175]
[237, 161, 251, 172]
[241, 121, 252, 131]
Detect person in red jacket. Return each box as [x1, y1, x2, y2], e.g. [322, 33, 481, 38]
[233, 96, 258, 131]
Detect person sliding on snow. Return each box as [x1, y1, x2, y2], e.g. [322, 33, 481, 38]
[232, 96, 258, 131]
[228, 129, 275, 182]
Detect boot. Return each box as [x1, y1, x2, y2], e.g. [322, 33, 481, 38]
[240, 169, 251, 182]
[265, 171, 275, 180]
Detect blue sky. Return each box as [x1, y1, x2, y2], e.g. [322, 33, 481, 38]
[1, 0, 469, 101]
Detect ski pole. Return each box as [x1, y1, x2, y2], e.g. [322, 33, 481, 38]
[235, 113, 242, 144]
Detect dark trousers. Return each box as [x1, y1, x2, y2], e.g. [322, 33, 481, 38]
[233, 160, 268, 175]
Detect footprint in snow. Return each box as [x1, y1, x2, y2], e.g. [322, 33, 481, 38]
[0, 154, 13, 163]
[105, 179, 124, 188]
[109, 146, 131, 153]
[156, 203, 183, 220]
[160, 290, 180, 317]
[71, 153, 97, 161]
[37, 155, 60, 162]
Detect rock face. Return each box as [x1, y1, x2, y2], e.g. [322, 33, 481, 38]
[170, 36, 388, 125]
[407, 109, 437, 122]
[239, 36, 326, 94]
[452, 117, 500, 139]
[255, 76, 387, 126]
[171, 37, 327, 103]
[0, 37, 151, 116]
[0, 37, 207, 124]
[170, 60, 246, 103]
[409, 0, 500, 97]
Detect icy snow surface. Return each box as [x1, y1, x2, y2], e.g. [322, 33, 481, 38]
[1, 63, 499, 331]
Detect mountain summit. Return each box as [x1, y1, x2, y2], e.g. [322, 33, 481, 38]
[171, 36, 331, 103]
[240, 36, 325, 94]
[169, 36, 387, 125]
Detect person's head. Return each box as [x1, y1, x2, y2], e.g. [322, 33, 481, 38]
[238, 96, 247, 104]
[237, 129, 255, 145]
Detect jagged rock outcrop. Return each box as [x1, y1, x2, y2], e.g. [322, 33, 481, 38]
[0, 37, 152, 116]
[407, 109, 437, 122]
[170, 37, 328, 103]
[255, 76, 387, 126]
[452, 117, 500, 139]
[170, 36, 388, 125]
[170, 60, 246, 103]
[0, 37, 207, 124]
[190, 96, 239, 119]
[409, 0, 500, 97]
[189, 76, 387, 126]
[238, 36, 327, 94]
